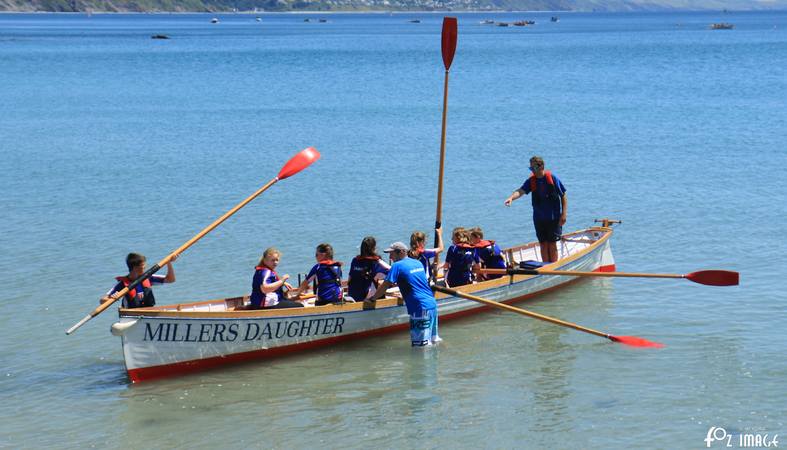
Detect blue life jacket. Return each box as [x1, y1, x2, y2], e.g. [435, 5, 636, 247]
[313, 261, 343, 304]
[250, 266, 284, 308]
[446, 244, 477, 287]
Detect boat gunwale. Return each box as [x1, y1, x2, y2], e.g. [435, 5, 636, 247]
[118, 226, 613, 319]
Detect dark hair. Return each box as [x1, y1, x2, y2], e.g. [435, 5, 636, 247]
[316, 243, 334, 260]
[359, 236, 378, 258]
[126, 253, 146, 271]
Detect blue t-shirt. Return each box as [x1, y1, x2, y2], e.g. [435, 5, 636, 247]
[520, 173, 567, 221]
[385, 257, 437, 315]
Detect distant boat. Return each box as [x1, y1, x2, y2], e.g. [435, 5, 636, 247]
[256, 17, 261, 22]
[497, 22, 510, 27]
[551, 16, 559, 22]
[211, 18, 219, 24]
[513, 21, 527, 27]
[710, 23, 734, 30]
[319, 18, 327, 23]
[480, 19, 495, 25]
[409, 19, 421, 23]
[151, 34, 170, 40]
[304, 18, 311, 22]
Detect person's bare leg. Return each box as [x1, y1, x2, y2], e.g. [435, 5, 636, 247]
[546, 241, 559, 262]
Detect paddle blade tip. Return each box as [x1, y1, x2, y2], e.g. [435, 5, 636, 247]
[441, 17, 458, 70]
[277, 147, 320, 180]
[610, 335, 665, 348]
[686, 270, 739, 286]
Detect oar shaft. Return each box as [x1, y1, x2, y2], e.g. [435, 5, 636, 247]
[166, 177, 278, 263]
[480, 268, 684, 279]
[433, 286, 609, 339]
[66, 178, 280, 335]
[434, 69, 450, 257]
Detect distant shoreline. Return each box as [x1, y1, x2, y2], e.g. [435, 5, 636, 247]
[0, 10, 570, 14]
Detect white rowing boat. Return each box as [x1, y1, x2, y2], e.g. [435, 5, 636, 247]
[111, 224, 616, 382]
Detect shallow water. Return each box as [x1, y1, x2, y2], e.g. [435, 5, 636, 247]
[0, 11, 785, 448]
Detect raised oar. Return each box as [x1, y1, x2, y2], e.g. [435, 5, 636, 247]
[66, 147, 321, 335]
[433, 285, 664, 348]
[478, 268, 739, 287]
[432, 16, 458, 271]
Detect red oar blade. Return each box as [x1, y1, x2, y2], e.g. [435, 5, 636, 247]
[277, 147, 320, 180]
[609, 335, 665, 348]
[441, 17, 458, 70]
[685, 270, 739, 286]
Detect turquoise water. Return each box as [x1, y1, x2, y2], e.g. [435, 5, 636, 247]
[1, 11, 785, 448]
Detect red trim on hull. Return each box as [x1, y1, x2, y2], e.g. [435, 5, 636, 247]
[128, 263, 618, 383]
[596, 264, 616, 272]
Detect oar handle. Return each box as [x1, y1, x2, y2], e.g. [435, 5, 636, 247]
[433, 285, 609, 339]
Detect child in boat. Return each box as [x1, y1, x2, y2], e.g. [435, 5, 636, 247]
[101, 252, 177, 308]
[250, 248, 303, 309]
[408, 227, 444, 282]
[296, 243, 344, 306]
[442, 227, 479, 287]
[347, 236, 390, 302]
[470, 227, 507, 280]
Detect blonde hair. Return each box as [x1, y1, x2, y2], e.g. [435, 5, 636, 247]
[257, 247, 280, 267]
[452, 227, 470, 245]
[469, 227, 483, 240]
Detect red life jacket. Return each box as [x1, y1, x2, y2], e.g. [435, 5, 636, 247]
[474, 239, 495, 248]
[529, 170, 554, 191]
[116, 276, 153, 307]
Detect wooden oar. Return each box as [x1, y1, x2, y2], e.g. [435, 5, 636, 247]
[433, 285, 664, 348]
[66, 147, 321, 335]
[478, 268, 739, 287]
[433, 16, 458, 269]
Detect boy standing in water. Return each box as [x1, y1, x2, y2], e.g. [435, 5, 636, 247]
[504, 156, 568, 263]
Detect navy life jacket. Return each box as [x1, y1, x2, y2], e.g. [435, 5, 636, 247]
[116, 276, 154, 308]
[529, 170, 560, 207]
[348, 256, 380, 301]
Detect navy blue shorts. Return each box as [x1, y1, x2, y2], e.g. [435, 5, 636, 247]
[534, 218, 562, 242]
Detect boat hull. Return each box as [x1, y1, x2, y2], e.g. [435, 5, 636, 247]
[114, 227, 615, 382]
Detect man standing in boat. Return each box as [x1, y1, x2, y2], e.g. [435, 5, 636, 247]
[504, 156, 567, 263]
[364, 242, 440, 347]
[100, 253, 177, 308]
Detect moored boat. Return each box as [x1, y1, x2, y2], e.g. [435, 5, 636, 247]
[112, 223, 617, 382]
[710, 23, 734, 30]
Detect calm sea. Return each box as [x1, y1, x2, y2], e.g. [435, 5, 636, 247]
[0, 10, 785, 449]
